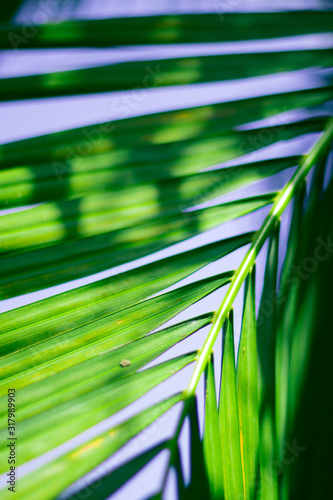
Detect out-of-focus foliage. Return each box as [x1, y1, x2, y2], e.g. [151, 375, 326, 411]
[0, 4, 332, 500]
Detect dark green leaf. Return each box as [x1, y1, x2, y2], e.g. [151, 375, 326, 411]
[219, 311, 244, 500]
[203, 355, 224, 499]
[257, 225, 280, 500]
[1, 50, 331, 100]
[0, 12, 332, 49]
[236, 267, 259, 500]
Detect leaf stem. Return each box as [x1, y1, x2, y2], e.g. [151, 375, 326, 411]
[185, 118, 333, 398]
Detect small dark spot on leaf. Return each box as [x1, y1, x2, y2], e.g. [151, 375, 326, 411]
[120, 359, 131, 367]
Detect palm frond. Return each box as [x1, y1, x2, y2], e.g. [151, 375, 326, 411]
[0, 5, 332, 500]
[1, 11, 332, 48]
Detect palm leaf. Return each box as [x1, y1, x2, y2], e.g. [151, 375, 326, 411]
[1, 11, 332, 48]
[203, 355, 224, 499]
[0, 6, 332, 500]
[237, 267, 259, 500]
[1, 49, 332, 100]
[257, 225, 280, 500]
[219, 311, 244, 500]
